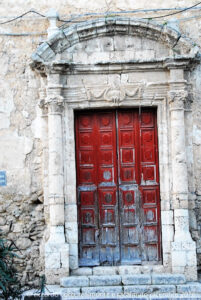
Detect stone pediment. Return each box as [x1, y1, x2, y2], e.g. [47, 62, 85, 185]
[32, 17, 199, 70]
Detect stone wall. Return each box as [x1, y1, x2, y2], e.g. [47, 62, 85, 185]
[1, 0, 201, 285]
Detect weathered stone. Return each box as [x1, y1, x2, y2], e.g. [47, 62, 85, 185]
[81, 285, 123, 294]
[93, 266, 118, 275]
[61, 287, 80, 295]
[60, 276, 89, 287]
[151, 274, 186, 285]
[89, 275, 121, 286]
[124, 284, 176, 294]
[177, 282, 201, 293]
[122, 274, 151, 285]
[71, 267, 92, 276]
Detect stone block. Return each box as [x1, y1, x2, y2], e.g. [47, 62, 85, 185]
[186, 250, 197, 266]
[45, 252, 60, 269]
[162, 224, 174, 241]
[162, 241, 171, 253]
[172, 266, 185, 275]
[161, 210, 173, 225]
[71, 268, 92, 276]
[122, 274, 151, 285]
[98, 37, 114, 52]
[65, 222, 78, 243]
[152, 273, 186, 285]
[93, 266, 118, 275]
[69, 243, 78, 257]
[177, 283, 201, 293]
[172, 250, 186, 267]
[124, 284, 176, 294]
[60, 276, 89, 287]
[89, 275, 121, 286]
[172, 241, 196, 251]
[135, 50, 155, 60]
[36, 42, 55, 61]
[61, 287, 80, 295]
[184, 266, 198, 281]
[81, 285, 123, 294]
[65, 204, 77, 222]
[60, 247, 69, 269]
[118, 265, 141, 275]
[69, 254, 78, 270]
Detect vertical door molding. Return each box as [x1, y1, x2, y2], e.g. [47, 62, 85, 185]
[169, 68, 197, 280]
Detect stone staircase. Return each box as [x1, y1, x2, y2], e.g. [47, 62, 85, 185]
[23, 273, 201, 299]
[59, 273, 201, 297]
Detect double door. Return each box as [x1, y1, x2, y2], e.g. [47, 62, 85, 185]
[75, 108, 161, 266]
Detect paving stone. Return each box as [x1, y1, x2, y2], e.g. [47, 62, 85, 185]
[177, 282, 201, 293]
[124, 284, 176, 294]
[152, 273, 186, 285]
[89, 275, 121, 286]
[122, 274, 151, 285]
[60, 276, 89, 287]
[81, 285, 123, 294]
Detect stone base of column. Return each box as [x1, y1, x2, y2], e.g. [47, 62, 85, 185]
[171, 240, 197, 281]
[45, 226, 69, 284]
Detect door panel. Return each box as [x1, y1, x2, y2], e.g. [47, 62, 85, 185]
[75, 108, 161, 266]
[139, 109, 161, 261]
[117, 110, 141, 264]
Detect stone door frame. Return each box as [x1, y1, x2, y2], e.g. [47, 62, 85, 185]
[32, 17, 199, 284]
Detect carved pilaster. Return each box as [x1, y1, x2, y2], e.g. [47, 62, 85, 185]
[169, 69, 197, 280]
[44, 89, 69, 284]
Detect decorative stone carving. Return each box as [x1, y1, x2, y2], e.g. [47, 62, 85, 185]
[86, 85, 143, 104]
[168, 90, 188, 110]
[40, 95, 64, 114]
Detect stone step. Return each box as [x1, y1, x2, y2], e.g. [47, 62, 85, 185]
[60, 273, 186, 288]
[22, 282, 201, 299]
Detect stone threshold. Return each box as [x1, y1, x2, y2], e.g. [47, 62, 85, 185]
[71, 265, 167, 276]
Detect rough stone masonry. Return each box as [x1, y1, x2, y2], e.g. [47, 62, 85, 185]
[1, 0, 201, 286]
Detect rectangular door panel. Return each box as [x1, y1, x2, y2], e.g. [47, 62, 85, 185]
[139, 109, 161, 262]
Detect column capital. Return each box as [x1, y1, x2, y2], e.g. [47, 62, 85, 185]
[40, 95, 64, 114]
[168, 90, 188, 110]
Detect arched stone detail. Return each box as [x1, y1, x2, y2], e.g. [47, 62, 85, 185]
[32, 17, 198, 66]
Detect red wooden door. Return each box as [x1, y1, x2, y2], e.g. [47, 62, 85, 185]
[75, 108, 161, 266]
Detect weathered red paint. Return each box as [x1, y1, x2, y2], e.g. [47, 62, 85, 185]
[75, 108, 161, 266]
